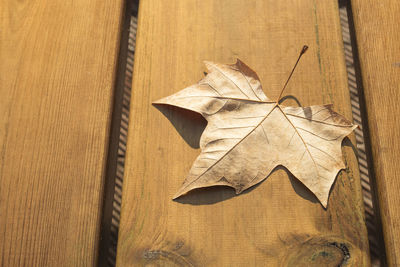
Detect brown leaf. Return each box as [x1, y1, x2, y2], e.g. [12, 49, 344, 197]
[154, 59, 356, 207]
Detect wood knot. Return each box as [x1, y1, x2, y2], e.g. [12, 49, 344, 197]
[281, 236, 352, 267]
[141, 241, 194, 267]
[142, 249, 194, 266]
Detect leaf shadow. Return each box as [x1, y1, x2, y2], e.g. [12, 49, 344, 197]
[342, 136, 358, 157]
[277, 166, 320, 204]
[174, 162, 357, 208]
[153, 104, 207, 149]
[174, 167, 320, 206]
[174, 186, 236, 205]
[174, 183, 262, 205]
[278, 95, 303, 107]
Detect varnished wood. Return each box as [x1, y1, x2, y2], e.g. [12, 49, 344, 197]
[351, 0, 400, 265]
[0, 0, 124, 266]
[117, 0, 370, 265]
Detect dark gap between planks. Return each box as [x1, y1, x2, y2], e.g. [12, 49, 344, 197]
[339, 0, 386, 265]
[98, 1, 138, 267]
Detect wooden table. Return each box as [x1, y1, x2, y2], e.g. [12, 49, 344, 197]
[1, 0, 399, 266]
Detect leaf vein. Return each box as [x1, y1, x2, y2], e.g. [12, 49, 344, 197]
[212, 65, 251, 99]
[305, 142, 337, 162]
[285, 113, 352, 127]
[236, 67, 262, 100]
[296, 126, 340, 141]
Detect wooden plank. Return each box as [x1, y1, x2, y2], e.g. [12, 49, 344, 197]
[0, 0, 125, 266]
[117, 0, 370, 265]
[350, 1, 400, 265]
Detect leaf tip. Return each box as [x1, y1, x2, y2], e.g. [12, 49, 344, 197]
[172, 192, 182, 200]
[234, 186, 245, 195]
[173, 187, 189, 200]
[316, 193, 330, 209]
[235, 58, 243, 65]
[203, 60, 214, 70]
[152, 96, 169, 106]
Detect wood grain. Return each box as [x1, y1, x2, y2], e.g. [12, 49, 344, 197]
[117, 0, 370, 266]
[0, 0, 124, 266]
[351, 1, 400, 265]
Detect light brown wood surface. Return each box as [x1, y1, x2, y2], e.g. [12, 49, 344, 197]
[351, 1, 400, 266]
[0, 0, 124, 266]
[117, 0, 370, 266]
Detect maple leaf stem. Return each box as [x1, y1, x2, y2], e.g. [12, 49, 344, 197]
[277, 45, 308, 103]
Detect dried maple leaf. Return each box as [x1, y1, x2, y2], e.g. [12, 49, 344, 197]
[154, 47, 356, 207]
